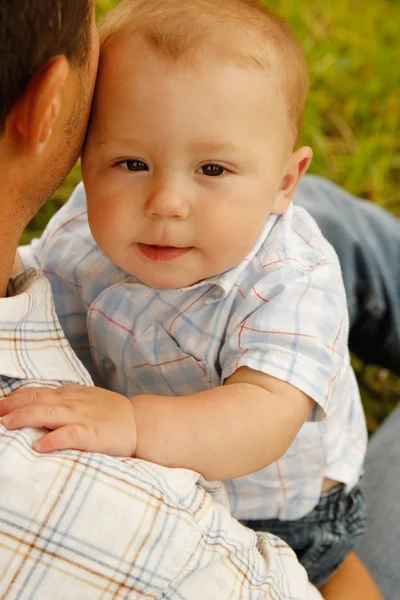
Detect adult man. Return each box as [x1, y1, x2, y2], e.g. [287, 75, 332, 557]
[0, 2, 320, 598]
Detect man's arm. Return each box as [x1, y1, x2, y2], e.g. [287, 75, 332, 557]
[0, 421, 322, 599]
[320, 553, 383, 600]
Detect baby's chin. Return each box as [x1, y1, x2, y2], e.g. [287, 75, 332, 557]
[113, 250, 210, 290]
[100, 244, 228, 290]
[126, 258, 242, 290]
[134, 272, 204, 291]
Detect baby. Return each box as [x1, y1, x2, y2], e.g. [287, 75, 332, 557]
[7, 0, 368, 590]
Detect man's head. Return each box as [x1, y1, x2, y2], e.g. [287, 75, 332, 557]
[82, 0, 312, 290]
[0, 0, 98, 229]
[1, 0, 94, 135]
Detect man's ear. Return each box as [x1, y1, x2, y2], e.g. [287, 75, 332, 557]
[272, 146, 313, 214]
[11, 56, 70, 156]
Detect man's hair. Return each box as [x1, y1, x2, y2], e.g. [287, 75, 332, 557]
[0, 0, 94, 134]
[99, 0, 308, 145]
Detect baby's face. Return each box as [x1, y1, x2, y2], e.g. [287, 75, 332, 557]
[82, 35, 293, 289]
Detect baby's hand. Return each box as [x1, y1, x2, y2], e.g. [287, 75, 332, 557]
[0, 385, 137, 456]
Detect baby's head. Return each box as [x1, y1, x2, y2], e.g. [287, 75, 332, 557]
[82, 0, 312, 289]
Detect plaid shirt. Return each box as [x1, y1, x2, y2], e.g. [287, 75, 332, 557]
[20, 183, 367, 521]
[0, 269, 321, 599]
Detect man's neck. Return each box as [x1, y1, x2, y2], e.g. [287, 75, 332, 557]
[0, 217, 22, 298]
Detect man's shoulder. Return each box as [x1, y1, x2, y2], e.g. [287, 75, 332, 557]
[0, 429, 318, 598]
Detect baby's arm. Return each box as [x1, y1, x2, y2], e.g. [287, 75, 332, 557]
[0, 370, 311, 468]
[131, 366, 313, 480]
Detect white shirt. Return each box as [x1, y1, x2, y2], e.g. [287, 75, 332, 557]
[0, 268, 321, 599]
[20, 183, 367, 521]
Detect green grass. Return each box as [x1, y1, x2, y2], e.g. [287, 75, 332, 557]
[22, 0, 400, 431]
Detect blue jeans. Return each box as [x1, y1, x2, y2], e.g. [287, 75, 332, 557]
[295, 175, 400, 375]
[242, 483, 366, 589]
[296, 175, 400, 598]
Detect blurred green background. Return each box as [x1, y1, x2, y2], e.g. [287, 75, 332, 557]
[22, 0, 400, 431]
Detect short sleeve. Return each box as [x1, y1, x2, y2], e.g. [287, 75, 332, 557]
[220, 259, 349, 421]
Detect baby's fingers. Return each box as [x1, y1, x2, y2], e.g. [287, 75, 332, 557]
[0, 387, 63, 416]
[33, 425, 95, 453]
[1, 404, 74, 431]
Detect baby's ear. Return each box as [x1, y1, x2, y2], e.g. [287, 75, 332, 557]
[272, 146, 313, 214]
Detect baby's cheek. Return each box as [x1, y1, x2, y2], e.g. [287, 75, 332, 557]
[91, 202, 135, 260]
[87, 204, 113, 250]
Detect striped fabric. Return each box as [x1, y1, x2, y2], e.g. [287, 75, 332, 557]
[20, 183, 367, 521]
[0, 269, 321, 599]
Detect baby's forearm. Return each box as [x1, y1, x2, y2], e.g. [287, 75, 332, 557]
[131, 382, 310, 480]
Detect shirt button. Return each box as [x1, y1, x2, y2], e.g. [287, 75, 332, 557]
[101, 356, 116, 373]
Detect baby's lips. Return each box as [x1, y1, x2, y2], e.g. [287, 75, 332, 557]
[138, 243, 191, 261]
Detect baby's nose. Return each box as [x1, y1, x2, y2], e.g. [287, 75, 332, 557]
[144, 183, 191, 221]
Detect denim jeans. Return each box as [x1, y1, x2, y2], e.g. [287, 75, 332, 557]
[242, 483, 366, 589]
[295, 175, 400, 375]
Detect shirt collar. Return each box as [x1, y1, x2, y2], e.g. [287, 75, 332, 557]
[1, 269, 92, 385]
[190, 213, 280, 304]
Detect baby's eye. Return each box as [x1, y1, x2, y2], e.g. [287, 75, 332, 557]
[118, 160, 149, 172]
[199, 164, 226, 177]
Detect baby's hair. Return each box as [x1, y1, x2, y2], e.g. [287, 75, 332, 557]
[99, 0, 308, 145]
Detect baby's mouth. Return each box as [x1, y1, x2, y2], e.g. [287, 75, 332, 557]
[138, 243, 191, 262]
